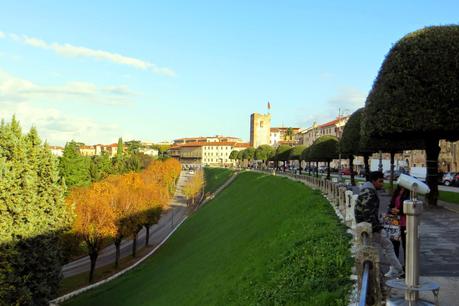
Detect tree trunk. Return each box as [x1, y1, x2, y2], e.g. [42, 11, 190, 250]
[145, 225, 150, 247]
[350, 155, 356, 186]
[132, 232, 138, 258]
[299, 159, 302, 174]
[364, 154, 370, 181]
[326, 161, 331, 180]
[425, 138, 440, 207]
[88, 249, 98, 283]
[390, 152, 395, 194]
[315, 161, 319, 177]
[308, 162, 311, 175]
[114, 238, 121, 268]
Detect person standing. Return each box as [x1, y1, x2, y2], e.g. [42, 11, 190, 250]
[354, 171, 404, 278]
[389, 186, 410, 264]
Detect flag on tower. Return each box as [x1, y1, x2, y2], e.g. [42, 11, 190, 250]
[267, 101, 271, 110]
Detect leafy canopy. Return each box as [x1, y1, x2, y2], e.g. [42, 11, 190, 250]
[363, 25, 459, 142]
[308, 136, 339, 162]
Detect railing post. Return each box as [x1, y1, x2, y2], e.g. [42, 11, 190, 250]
[355, 222, 382, 306]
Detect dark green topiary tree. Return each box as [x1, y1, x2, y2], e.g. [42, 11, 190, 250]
[272, 145, 291, 171]
[255, 145, 274, 168]
[301, 146, 313, 176]
[362, 26, 459, 206]
[309, 136, 339, 180]
[289, 145, 306, 173]
[340, 109, 365, 185]
[242, 147, 256, 162]
[0, 117, 73, 305]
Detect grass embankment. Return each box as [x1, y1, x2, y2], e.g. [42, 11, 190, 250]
[438, 190, 459, 205]
[65, 172, 352, 306]
[203, 167, 234, 193]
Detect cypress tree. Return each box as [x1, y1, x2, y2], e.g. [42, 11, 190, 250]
[0, 117, 72, 305]
[59, 140, 91, 189]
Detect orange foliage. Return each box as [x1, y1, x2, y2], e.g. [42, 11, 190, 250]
[183, 169, 204, 205]
[66, 159, 182, 260]
[67, 181, 117, 246]
[144, 158, 181, 195]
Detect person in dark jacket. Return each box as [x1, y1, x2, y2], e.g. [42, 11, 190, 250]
[354, 171, 403, 278]
[389, 186, 410, 263]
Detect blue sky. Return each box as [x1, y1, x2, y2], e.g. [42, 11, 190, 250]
[1, 1, 458, 145]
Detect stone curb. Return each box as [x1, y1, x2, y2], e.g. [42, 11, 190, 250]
[50, 217, 188, 305]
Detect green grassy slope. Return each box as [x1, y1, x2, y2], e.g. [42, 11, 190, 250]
[65, 172, 352, 306]
[203, 167, 234, 193]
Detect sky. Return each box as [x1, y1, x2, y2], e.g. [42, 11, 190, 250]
[1, 1, 458, 145]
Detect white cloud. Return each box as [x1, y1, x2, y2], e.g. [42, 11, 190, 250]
[327, 87, 366, 112]
[0, 69, 135, 106]
[0, 32, 176, 77]
[1, 102, 121, 145]
[293, 87, 366, 128]
[4, 32, 175, 77]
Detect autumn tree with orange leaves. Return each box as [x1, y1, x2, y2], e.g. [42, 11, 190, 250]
[66, 158, 181, 279]
[67, 181, 117, 282]
[183, 169, 204, 206]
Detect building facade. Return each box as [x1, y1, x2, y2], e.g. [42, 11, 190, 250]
[170, 141, 250, 167]
[173, 135, 243, 145]
[270, 127, 300, 146]
[250, 113, 271, 148]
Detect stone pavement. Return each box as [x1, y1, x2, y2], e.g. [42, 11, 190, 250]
[378, 191, 459, 304]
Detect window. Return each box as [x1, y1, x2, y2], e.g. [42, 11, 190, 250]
[260, 121, 264, 128]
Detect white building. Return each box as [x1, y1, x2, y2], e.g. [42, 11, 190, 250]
[49, 146, 64, 157]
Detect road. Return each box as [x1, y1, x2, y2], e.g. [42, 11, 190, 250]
[62, 171, 191, 278]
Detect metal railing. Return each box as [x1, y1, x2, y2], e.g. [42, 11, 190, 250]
[359, 261, 371, 306]
[359, 231, 371, 306]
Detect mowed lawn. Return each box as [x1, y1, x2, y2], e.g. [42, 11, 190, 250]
[203, 167, 234, 193]
[65, 172, 352, 306]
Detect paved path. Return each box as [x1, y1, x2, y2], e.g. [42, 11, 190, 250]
[378, 192, 459, 277]
[62, 171, 191, 278]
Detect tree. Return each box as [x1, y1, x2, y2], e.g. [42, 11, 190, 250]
[242, 147, 256, 163]
[289, 145, 306, 173]
[89, 152, 113, 182]
[309, 136, 339, 179]
[340, 108, 367, 185]
[140, 159, 179, 246]
[362, 26, 459, 205]
[0, 117, 72, 304]
[255, 145, 274, 168]
[124, 153, 141, 172]
[301, 146, 313, 176]
[59, 140, 91, 189]
[152, 144, 171, 158]
[229, 150, 239, 162]
[236, 150, 244, 167]
[125, 140, 142, 154]
[67, 181, 117, 282]
[183, 169, 204, 206]
[272, 144, 291, 170]
[285, 127, 295, 145]
[115, 137, 124, 173]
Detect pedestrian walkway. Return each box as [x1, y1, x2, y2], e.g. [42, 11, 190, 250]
[379, 191, 459, 305]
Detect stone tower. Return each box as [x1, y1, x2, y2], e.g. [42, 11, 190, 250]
[250, 113, 271, 148]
